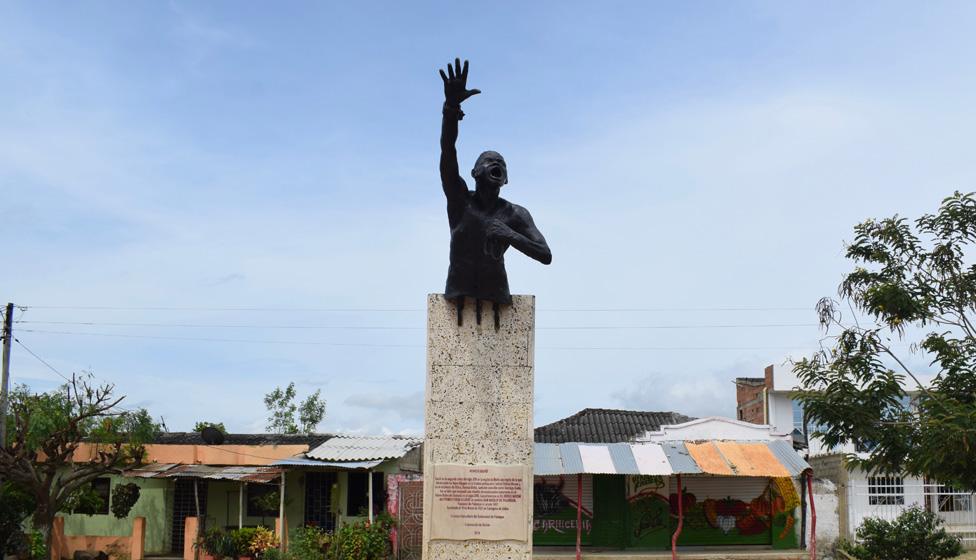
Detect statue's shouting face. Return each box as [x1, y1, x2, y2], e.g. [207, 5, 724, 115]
[471, 150, 508, 188]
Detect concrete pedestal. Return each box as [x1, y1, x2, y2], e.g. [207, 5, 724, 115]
[422, 294, 535, 560]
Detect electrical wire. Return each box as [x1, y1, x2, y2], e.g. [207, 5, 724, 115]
[22, 304, 812, 313]
[12, 337, 72, 382]
[14, 319, 819, 330]
[16, 328, 815, 351]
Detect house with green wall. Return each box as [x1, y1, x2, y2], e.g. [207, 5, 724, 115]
[55, 432, 422, 558]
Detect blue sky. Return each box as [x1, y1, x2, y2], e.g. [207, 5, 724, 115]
[2, 1, 975, 434]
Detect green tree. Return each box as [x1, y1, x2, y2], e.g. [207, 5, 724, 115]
[194, 421, 227, 434]
[796, 192, 976, 491]
[0, 374, 160, 553]
[263, 382, 325, 434]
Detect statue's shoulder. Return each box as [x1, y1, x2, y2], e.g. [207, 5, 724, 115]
[500, 198, 532, 220]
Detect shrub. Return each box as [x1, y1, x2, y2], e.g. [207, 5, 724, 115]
[110, 483, 141, 519]
[248, 527, 279, 558]
[230, 528, 259, 558]
[841, 506, 963, 560]
[289, 526, 331, 560]
[200, 528, 238, 560]
[328, 514, 395, 560]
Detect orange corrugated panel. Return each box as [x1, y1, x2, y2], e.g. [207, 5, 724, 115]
[685, 442, 733, 475]
[713, 442, 791, 477]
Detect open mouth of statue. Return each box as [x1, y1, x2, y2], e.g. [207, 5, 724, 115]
[488, 166, 504, 179]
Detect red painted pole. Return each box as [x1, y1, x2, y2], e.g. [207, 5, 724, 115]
[576, 474, 582, 560]
[671, 474, 683, 560]
[807, 472, 816, 560]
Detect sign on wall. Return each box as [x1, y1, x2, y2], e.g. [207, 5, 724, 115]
[429, 464, 528, 542]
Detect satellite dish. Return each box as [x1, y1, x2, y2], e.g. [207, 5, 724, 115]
[201, 426, 225, 445]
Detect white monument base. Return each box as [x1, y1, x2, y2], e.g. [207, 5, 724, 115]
[422, 294, 534, 560]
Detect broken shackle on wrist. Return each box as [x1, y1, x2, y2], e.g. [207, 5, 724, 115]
[443, 102, 464, 121]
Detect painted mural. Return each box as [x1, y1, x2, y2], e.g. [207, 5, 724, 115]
[532, 475, 594, 545]
[626, 475, 800, 548]
[626, 475, 671, 548]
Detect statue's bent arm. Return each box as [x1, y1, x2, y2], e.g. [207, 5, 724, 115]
[490, 207, 552, 265]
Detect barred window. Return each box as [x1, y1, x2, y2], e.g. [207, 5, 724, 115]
[937, 484, 972, 512]
[868, 476, 904, 505]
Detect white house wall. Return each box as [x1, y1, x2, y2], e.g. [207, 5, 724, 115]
[847, 470, 926, 532]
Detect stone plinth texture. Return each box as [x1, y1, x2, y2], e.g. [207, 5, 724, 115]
[422, 294, 534, 560]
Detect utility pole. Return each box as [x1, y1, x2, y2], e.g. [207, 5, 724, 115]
[0, 302, 13, 448]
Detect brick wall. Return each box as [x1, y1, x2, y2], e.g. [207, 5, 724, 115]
[735, 367, 773, 424]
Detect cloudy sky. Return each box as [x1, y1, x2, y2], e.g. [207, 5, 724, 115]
[2, 2, 974, 435]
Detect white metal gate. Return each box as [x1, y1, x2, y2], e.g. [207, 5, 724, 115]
[848, 482, 976, 548]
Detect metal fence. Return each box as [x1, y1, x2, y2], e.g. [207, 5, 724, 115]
[848, 480, 976, 547]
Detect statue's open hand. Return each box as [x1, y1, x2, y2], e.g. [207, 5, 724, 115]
[440, 58, 481, 107]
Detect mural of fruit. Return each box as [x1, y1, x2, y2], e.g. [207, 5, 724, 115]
[749, 495, 771, 517]
[778, 514, 795, 540]
[702, 499, 719, 528]
[668, 488, 696, 515]
[736, 513, 769, 536]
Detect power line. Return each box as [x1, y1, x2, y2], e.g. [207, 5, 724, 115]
[17, 328, 817, 351]
[17, 329, 419, 348]
[22, 304, 812, 313]
[14, 320, 819, 330]
[12, 337, 72, 382]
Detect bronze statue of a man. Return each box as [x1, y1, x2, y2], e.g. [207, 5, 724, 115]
[439, 59, 552, 325]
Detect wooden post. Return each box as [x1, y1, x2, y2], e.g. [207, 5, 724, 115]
[239, 482, 245, 529]
[0, 302, 13, 449]
[575, 474, 582, 560]
[368, 469, 374, 523]
[193, 480, 201, 560]
[279, 471, 286, 551]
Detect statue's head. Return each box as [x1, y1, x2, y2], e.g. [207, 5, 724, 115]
[471, 150, 508, 189]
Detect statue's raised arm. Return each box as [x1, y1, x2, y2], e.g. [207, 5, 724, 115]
[436, 58, 550, 327]
[439, 58, 480, 211]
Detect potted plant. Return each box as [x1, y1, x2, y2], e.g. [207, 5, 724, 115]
[199, 529, 237, 560]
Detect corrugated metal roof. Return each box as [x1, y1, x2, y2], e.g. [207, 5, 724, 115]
[767, 440, 811, 476]
[661, 442, 702, 474]
[533, 441, 808, 477]
[306, 435, 422, 462]
[272, 457, 385, 470]
[534, 442, 564, 475]
[124, 464, 281, 483]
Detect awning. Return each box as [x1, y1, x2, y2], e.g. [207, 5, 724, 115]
[124, 464, 281, 483]
[534, 440, 809, 477]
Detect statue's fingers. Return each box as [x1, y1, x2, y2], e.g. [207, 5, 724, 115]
[461, 59, 469, 80]
[465, 89, 481, 99]
[455, 58, 462, 79]
[439, 69, 448, 83]
[447, 63, 456, 80]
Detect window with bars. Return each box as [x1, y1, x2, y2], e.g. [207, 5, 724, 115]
[868, 476, 905, 505]
[937, 484, 973, 512]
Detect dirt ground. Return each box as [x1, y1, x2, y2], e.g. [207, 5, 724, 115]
[958, 552, 976, 559]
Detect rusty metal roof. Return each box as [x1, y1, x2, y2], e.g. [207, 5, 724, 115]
[306, 435, 421, 462]
[124, 464, 281, 483]
[534, 440, 809, 477]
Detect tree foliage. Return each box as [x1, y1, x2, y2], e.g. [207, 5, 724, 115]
[0, 374, 160, 551]
[839, 506, 962, 560]
[796, 192, 976, 490]
[194, 421, 227, 434]
[263, 382, 325, 434]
